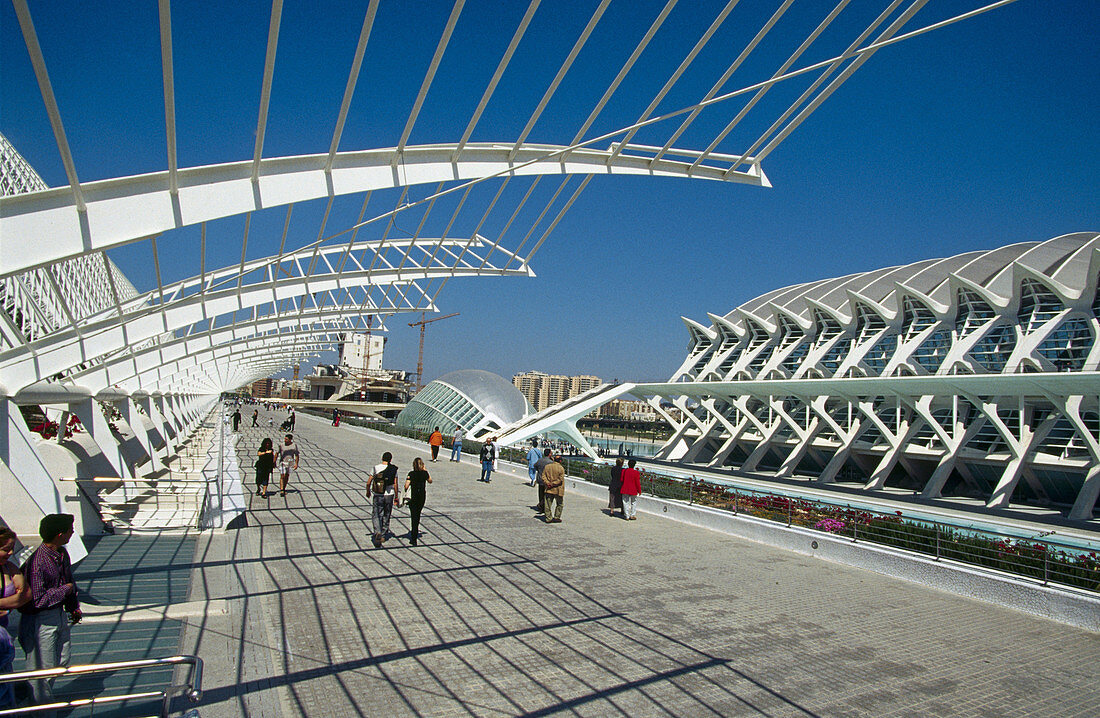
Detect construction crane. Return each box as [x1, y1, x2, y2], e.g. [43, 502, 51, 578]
[408, 312, 459, 393]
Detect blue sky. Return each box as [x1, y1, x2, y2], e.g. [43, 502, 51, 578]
[2, 0, 1097, 385]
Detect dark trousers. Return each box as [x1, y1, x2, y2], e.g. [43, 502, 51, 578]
[538, 484, 546, 512]
[408, 496, 425, 543]
[372, 493, 393, 537]
[431, 445, 439, 460]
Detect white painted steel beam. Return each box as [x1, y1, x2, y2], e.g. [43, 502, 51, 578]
[0, 143, 768, 278]
[0, 261, 525, 394]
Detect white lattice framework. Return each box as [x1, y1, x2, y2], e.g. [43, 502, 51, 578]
[642, 233, 1100, 519]
[0, 0, 1040, 539]
[0, 0, 1022, 395]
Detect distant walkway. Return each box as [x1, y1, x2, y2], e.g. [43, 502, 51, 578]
[177, 408, 1099, 717]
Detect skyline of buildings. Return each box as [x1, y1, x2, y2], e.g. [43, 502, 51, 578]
[513, 371, 602, 413]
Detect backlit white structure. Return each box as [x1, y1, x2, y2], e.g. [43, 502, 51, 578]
[396, 370, 531, 438]
[0, 0, 1039, 538]
[498, 233, 1100, 521]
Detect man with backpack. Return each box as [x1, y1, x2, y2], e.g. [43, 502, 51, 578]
[369, 452, 399, 547]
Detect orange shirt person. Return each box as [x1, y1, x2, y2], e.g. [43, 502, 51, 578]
[428, 427, 444, 462]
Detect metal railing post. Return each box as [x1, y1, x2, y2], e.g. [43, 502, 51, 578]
[689, 476, 694, 505]
[787, 498, 792, 527]
[935, 522, 941, 561]
[1043, 546, 1049, 585]
[216, 407, 225, 528]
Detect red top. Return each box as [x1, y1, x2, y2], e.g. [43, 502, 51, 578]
[428, 431, 443, 446]
[619, 468, 641, 496]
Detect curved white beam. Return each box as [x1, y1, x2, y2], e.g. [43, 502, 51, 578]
[92, 323, 355, 393]
[70, 310, 369, 391]
[0, 261, 525, 393]
[151, 340, 331, 394]
[0, 142, 767, 277]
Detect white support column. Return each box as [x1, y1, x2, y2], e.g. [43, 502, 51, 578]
[864, 405, 921, 490]
[705, 400, 754, 468]
[136, 394, 171, 461]
[1056, 395, 1100, 520]
[0, 396, 88, 561]
[119, 398, 165, 472]
[1071, 464, 1100, 521]
[816, 403, 866, 484]
[915, 397, 980, 499]
[152, 395, 174, 447]
[158, 394, 184, 445]
[71, 398, 134, 479]
[976, 398, 1034, 509]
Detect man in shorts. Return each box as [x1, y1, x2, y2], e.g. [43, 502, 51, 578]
[277, 434, 299, 497]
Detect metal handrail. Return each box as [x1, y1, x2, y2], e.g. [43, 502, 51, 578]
[0, 654, 202, 717]
[59, 477, 207, 484]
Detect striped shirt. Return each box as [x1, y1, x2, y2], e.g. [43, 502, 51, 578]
[21, 545, 77, 613]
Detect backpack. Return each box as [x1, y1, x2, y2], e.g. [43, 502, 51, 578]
[371, 464, 394, 494]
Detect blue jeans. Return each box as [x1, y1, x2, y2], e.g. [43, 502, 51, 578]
[0, 632, 15, 708]
[451, 442, 462, 461]
[18, 606, 70, 708]
[481, 460, 493, 481]
[528, 467, 538, 484]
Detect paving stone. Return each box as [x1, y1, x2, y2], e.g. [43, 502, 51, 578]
[179, 409, 1099, 716]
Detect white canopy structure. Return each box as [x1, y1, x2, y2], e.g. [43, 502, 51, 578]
[496, 233, 1100, 521]
[0, 0, 1033, 538]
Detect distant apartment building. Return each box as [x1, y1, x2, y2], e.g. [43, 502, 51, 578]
[250, 378, 274, 398]
[598, 399, 656, 421]
[273, 378, 310, 399]
[570, 375, 601, 395]
[339, 332, 386, 376]
[513, 371, 603, 412]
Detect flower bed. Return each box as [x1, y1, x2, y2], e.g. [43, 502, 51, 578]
[564, 460, 1099, 594]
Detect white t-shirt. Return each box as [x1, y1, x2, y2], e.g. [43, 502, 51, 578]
[373, 462, 397, 495]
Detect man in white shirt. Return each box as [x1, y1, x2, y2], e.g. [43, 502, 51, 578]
[369, 451, 399, 548]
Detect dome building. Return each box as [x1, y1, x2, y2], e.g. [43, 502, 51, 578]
[396, 370, 532, 438]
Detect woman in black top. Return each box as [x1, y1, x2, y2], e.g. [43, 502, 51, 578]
[608, 457, 624, 517]
[403, 457, 433, 546]
[255, 438, 276, 498]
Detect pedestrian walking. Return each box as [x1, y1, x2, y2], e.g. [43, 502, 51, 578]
[541, 455, 565, 523]
[287, 408, 296, 431]
[608, 457, 624, 517]
[231, 407, 241, 432]
[450, 426, 464, 462]
[620, 459, 641, 520]
[428, 427, 443, 462]
[370, 452, 399, 548]
[277, 434, 299, 497]
[254, 437, 276, 498]
[0, 528, 30, 710]
[533, 448, 553, 515]
[403, 457, 433, 546]
[18, 514, 82, 709]
[479, 437, 497, 482]
[251, 409, 258, 427]
[332, 408, 340, 426]
[525, 439, 542, 487]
